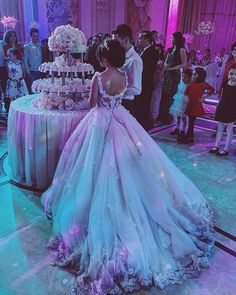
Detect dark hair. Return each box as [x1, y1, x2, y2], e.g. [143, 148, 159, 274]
[86, 36, 93, 46]
[41, 38, 48, 44]
[182, 68, 192, 78]
[112, 24, 132, 41]
[229, 64, 236, 71]
[231, 42, 236, 51]
[140, 31, 153, 43]
[3, 29, 18, 45]
[151, 30, 158, 35]
[30, 28, 39, 36]
[172, 31, 185, 50]
[97, 39, 125, 68]
[7, 47, 18, 56]
[102, 33, 111, 41]
[205, 48, 211, 53]
[194, 67, 206, 83]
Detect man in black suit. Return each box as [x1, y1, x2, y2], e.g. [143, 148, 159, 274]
[135, 31, 159, 130]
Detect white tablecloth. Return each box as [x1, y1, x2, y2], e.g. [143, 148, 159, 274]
[8, 94, 89, 189]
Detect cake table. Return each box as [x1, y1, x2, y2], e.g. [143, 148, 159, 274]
[8, 94, 89, 190]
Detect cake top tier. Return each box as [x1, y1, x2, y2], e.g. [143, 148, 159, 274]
[48, 24, 87, 53]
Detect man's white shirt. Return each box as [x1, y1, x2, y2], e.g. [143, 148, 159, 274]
[121, 46, 143, 100]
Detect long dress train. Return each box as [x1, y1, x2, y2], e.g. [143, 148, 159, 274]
[42, 72, 214, 295]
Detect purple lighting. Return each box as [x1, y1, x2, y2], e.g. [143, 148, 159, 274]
[165, 0, 180, 49]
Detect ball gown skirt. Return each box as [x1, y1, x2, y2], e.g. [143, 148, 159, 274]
[41, 73, 214, 295]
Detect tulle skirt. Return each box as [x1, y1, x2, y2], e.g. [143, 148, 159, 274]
[42, 105, 214, 295]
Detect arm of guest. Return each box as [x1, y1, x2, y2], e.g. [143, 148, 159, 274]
[204, 82, 215, 96]
[89, 73, 99, 108]
[21, 61, 27, 80]
[168, 48, 187, 71]
[23, 44, 30, 74]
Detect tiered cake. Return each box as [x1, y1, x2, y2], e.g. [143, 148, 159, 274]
[32, 24, 94, 110]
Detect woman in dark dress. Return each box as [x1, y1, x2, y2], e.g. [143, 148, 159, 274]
[209, 64, 236, 156]
[159, 32, 187, 125]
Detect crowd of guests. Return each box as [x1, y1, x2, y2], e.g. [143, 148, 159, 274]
[86, 24, 236, 155]
[0, 24, 235, 155]
[0, 28, 52, 113]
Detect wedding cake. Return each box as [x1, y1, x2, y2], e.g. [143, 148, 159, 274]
[32, 24, 94, 111]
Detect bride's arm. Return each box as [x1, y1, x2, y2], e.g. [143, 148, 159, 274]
[89, 74, 99, 108]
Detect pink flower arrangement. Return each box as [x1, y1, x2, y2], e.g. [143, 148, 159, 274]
[48, 24, 87, 53]
[0, 16, 18, 29]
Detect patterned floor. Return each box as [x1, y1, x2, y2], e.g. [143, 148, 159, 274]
[0, 120, 236, 295]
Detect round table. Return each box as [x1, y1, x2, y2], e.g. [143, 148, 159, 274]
[8, 94, 89, 190]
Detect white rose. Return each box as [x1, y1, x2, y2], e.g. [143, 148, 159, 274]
[65, 98, 75, 110]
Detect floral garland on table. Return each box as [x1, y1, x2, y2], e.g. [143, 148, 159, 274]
[48, 24, 87, 53]
[0, 16, 18, 29]
[32, 94, 89, 111]
[195, 21, 215, 36]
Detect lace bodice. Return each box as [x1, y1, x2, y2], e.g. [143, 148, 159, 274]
[96, 72, 127, 110]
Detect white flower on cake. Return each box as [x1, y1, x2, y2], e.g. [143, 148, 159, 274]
[48, 24, 87, 53]
[65, 98, 75, 111]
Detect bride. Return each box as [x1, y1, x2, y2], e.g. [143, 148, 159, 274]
[42, 39, 214, 295]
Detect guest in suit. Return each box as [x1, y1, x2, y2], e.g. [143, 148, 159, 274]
[135, 31, 159, 130]
[24, 28, 42, 92]
[112, 24, 143, 117]
[151, 30, 165, 61]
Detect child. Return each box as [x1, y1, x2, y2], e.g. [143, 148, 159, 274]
[209, 64, 236, 156]
[184, 67, 214, 143]
[5, 48, 28, 112]
[169, 68, 192, 142]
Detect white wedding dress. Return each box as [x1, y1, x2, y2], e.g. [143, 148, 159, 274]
[42, 72, 214, 295]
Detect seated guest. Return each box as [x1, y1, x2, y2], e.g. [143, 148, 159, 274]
[3, 29, 23, 60]
[24, 28, 42, 91]
[202, 48, 212, 66]
[188, 50, 198, 66]
[5, 48, 28, 112]
[135, 31, 159, 130]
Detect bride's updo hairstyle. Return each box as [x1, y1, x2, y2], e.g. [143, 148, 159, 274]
[97, 39, 125, 68]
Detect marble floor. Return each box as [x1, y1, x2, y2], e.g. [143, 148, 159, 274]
[0, 121, 236, 295]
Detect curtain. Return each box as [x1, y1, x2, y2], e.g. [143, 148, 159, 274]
[179, 0, 236, 54]
[0, 0, 25, 42]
